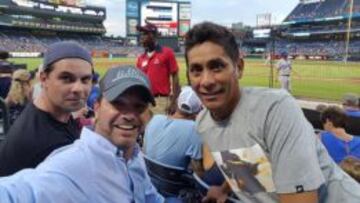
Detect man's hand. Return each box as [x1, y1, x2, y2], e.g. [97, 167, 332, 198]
[202, 185, 229, 203]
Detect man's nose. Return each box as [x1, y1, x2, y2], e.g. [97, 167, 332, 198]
[71, 81, 85, 93]
[200, 71, 215, 88]
[120, 110, 137, 122]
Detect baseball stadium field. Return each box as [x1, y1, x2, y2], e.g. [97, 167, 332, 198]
[9, 57, 360, 102]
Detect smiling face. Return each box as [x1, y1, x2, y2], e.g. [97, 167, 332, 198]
[40, 58, 93, 114]
[94, 88, 148, 150]
[187, 41, 243, 120]
[139, 31, 156, 50]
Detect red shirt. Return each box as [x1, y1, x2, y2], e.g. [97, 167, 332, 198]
[136, 45, 178, 96]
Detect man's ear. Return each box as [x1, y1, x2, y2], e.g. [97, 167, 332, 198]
[93, 100, 101, 116]
[235, 58, 244, 79]
[39, 71, 48, 88]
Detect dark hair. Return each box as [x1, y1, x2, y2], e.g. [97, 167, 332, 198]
[43, 64, 55, 74]
[184, 22, 240, 66]
[320, 106, 348, 128]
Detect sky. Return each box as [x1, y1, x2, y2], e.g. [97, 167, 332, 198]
[89, 0, 300, 37]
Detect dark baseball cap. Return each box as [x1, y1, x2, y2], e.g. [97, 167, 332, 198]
[43, 41, 93, 70]
[136, 22, 158, 34]
[99, 66, 155, 106]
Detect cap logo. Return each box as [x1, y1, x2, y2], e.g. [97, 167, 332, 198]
[112, 68, 148, 86]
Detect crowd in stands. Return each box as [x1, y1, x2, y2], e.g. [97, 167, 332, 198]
[272, 39, 360, 57]
[0, 30, 143, 56]
[241, 39, 360, 57]
[285, 0, 360, 22]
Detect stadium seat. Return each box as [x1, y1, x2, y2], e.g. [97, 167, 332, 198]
[143, 155, 195, 198]
[302, 108, 323, 130]
[0, 97, 10, 142]
[192, 172, 242, 203]
[347, 116, 360, 136]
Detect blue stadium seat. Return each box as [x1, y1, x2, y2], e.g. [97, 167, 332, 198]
[143, 155, 195, 198]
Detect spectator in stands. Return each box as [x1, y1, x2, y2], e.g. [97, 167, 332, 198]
[0, 41, 93, 176]
[320, 106, 360, 164]
[0, 50, 12, 99]
[342, 93, 360, 117]
[0, 66, 163, 203]
[143, 86, 203, 174]
[185, 22, 360, 203]
[339, 156, 360, 183]
[276, 52, 292, 92]
[4, 69, 32, 124]
[136, 22, 180, 115]
[31, 64, 43, 100]
[86, 71, 100, 110]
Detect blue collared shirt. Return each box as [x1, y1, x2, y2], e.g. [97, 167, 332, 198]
[0, 127, 164, 203]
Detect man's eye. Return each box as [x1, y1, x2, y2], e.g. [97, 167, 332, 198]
[82, 77, 92, 84]
[190, 66, 202, 74]
[60, 76, 73, 82]
[134, 104, 147, 114]
[212, 63, 225, 71]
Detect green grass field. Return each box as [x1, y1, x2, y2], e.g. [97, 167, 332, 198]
[9, 57, 360, 102]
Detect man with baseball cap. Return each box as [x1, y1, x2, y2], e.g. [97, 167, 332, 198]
[136, 21, 180, 115]
[0, 66, 164, 203]
[342, 93, 360, 117]
[0, 41, 93, 176]
[143, 86, 203, 175]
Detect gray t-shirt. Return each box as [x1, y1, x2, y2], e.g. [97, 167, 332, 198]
[196, 87, 360, 203]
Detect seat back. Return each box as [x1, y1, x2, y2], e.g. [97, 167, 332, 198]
[0, 97, 10, 142]
[347, 116, 360, 136]
[302, 108, 323, 130]
[144, 155, 195, 197]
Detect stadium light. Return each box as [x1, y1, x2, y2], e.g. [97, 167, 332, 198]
[344, 0, 354, 64]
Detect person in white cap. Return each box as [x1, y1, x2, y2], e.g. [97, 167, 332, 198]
[0, 66, 163, 203]
[143, 86, 204, 175]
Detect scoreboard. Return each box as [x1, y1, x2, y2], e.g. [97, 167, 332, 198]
[126, 0, 191, 39]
